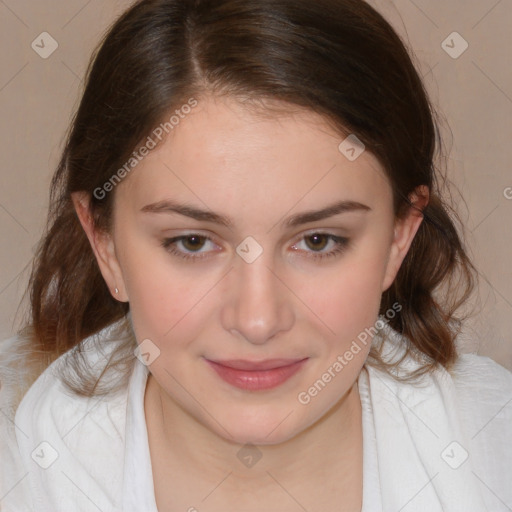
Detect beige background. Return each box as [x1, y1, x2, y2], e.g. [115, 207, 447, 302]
[0, 0, 510, 369]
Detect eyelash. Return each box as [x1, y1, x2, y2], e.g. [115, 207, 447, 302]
[160, 232, 350, 262]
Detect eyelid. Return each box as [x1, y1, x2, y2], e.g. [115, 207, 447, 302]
[291, 227, 347, 240]
[162, 229, 221, 244]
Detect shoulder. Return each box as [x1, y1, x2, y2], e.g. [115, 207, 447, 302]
[0, 332, 33, 510]
[450, 350, 512, 389]
[447, 352, 512, 508]
[367, 328, 512, 509]
[372, 320, 512, 404]
[450, 350, 512, 387]
[369, 322, 512, 441]
[448, 351, 512, 432]
[12, 324, 133, 448]
[0, 331, 36, 409]
[0, 322, 133, 511]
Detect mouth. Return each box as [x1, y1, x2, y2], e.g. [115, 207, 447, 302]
[204, 357, 309, 391]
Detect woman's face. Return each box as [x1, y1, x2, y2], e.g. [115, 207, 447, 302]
[76, 95, 425, 445]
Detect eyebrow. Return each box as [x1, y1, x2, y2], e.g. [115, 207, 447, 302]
[140, 199, 371, 228]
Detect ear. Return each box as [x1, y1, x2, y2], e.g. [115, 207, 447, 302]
[71, 191, 129, 302]
[381, 185, 429, 292]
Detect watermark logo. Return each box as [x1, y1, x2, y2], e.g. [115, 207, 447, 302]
[236, 236, 264, 264]
[441, 32, 469, 59]
[441, 441, 469, 469]
[31, 441, 59, 469]
[134, 338, 161, 366]
[338, 134, 365, 162]
[31, 32, 58, 59]
[237, 443, 263, 468]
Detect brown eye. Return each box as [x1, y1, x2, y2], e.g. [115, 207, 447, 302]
[180, 235, 207, 252]
[292, 233, 350, 261]
[304, 233, 330, 252]
[161, 234, 218, 261]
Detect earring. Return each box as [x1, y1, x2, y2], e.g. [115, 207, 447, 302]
[115, 287, 119, 294]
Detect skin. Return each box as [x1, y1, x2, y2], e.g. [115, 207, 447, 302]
[72, 94, 428, 511]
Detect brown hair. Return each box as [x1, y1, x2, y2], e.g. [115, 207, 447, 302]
[17, 0, 478, 397]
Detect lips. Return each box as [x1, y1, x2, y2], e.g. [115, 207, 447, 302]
[208, 358, 306, 371]
[204, 357, 309, 391]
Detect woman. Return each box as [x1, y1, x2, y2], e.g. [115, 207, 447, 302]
[1, 0, 511, 511]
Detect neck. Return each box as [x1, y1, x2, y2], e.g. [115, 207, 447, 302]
[145, 372, 363, 493]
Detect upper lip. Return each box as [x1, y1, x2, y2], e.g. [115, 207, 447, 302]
[206, 358, 308, 371]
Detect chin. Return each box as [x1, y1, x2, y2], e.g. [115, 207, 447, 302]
[225, 427, 297, 447]
[210, 406, 306, 447]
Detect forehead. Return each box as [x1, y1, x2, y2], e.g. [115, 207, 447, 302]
[117, 95, 392, 218]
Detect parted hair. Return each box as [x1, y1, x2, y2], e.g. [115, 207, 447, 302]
[17, 0, 478, 398]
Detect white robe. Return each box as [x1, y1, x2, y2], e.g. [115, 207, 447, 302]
[1, 317, 511, 511]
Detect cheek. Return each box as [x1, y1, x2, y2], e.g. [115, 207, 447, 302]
[303, 243, 390, 343]
[120, 242, 195, 339]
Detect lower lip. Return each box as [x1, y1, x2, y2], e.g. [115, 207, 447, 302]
[205, 359, 308, 391]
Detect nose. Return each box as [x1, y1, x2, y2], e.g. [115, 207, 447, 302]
[222, 252, 295, 346]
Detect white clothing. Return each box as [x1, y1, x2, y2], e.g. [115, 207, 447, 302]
[1, 317, 512, 511]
